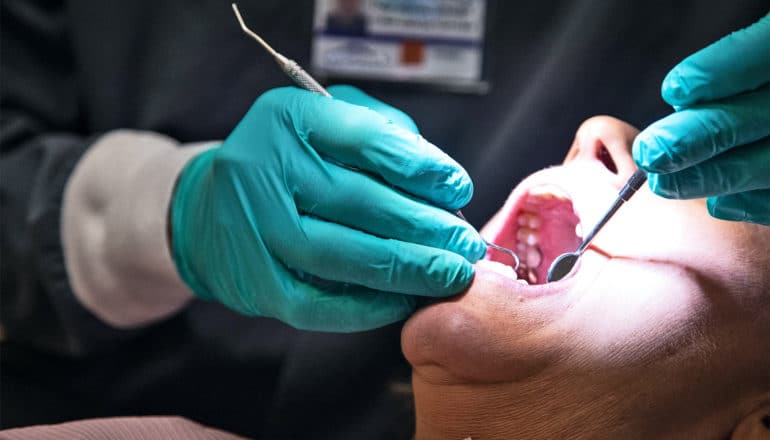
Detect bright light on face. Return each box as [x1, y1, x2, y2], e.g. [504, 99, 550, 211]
[402, 116, 770, 440]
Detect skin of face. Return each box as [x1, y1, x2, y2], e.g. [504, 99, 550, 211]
[402, 116, 770, 440]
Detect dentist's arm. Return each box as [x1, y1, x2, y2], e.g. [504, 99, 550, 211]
[64, 86, 485, 332]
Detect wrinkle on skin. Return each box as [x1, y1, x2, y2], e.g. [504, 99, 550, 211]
[402, 116, 770, 439]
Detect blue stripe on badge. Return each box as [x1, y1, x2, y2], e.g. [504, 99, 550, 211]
[316, 31, 483, 48]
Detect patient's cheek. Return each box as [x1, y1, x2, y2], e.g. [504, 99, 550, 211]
[566, 261, 710, 364]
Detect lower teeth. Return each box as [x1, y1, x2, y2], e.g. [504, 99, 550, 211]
[477, 259, 518, 280]
[526, 246, 542, 267]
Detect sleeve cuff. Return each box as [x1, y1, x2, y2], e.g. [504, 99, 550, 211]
[62, 129, 217, 328]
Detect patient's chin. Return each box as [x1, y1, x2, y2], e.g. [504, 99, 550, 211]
[401, 265, 560, 384]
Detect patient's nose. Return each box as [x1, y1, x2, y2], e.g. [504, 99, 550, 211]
[563, 116, 639, 186]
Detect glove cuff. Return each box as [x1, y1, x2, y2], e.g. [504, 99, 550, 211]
[170, 147, 220, 301]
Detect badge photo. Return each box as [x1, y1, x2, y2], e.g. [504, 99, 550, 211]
[312, 0, 489, 92]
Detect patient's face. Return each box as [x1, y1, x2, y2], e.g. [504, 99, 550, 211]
[402, 117, 770, 439]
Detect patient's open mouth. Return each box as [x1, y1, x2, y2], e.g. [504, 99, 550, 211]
[487, 185, 582, 285]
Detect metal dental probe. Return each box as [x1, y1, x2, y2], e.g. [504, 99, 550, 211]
[546, 169, 647, 283]
[454, 211, 520, 271]
[231, 4, 520, 272]
[231, 4, 331, 97]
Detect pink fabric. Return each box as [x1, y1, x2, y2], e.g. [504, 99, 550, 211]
[0, 416, 248, 440]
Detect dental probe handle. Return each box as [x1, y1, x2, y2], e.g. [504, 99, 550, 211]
[272, 53, 331, 97]
[575, 169, 647, 255]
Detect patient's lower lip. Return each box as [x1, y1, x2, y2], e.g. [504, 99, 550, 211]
[477, 259, 517, 279]
[477, 259, 580, 298]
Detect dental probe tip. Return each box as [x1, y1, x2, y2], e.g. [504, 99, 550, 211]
[485, 241, 520, 271]
[455, 210, 520, 271]
[231, 3, 330, 97]
[231, 3, 281, 59]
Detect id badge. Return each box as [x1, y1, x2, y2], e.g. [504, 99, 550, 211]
[312, 0, 488, 92]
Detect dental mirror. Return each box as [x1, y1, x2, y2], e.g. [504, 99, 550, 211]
[546, 169, 647, 283]
[547, 252, 580, 283]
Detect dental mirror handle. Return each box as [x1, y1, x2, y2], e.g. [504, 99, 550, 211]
[577, 169, 648, 255]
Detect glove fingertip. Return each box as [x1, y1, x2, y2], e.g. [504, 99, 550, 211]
[632, 128, 683, 174]
[453, 232, 487, 264]
[661, 69, 691, 107]
[340, 294, 417, 333]
[431, 255, 475, 297]
[469, 235, 488, 263]
[631, 133, 661, 172]
[707, 196, 747, 222]
[439, 169, 474, 210]
[631, 136, 645, 168]
[389, 294, 420, 323]
[456, 221, 488, 263]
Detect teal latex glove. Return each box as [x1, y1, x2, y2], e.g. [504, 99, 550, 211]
[171, 85, 486, 332]
[633, 14, 770, 225]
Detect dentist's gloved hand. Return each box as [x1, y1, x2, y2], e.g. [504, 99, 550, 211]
[170, 85, 486, 332]
[633, 14, 770, 225]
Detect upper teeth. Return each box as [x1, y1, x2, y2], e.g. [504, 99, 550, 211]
[515, 210, 542, 284]
[527, 184, 570, 199]
[575, 222, 584, 238]
[526, 246, 542, 267]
